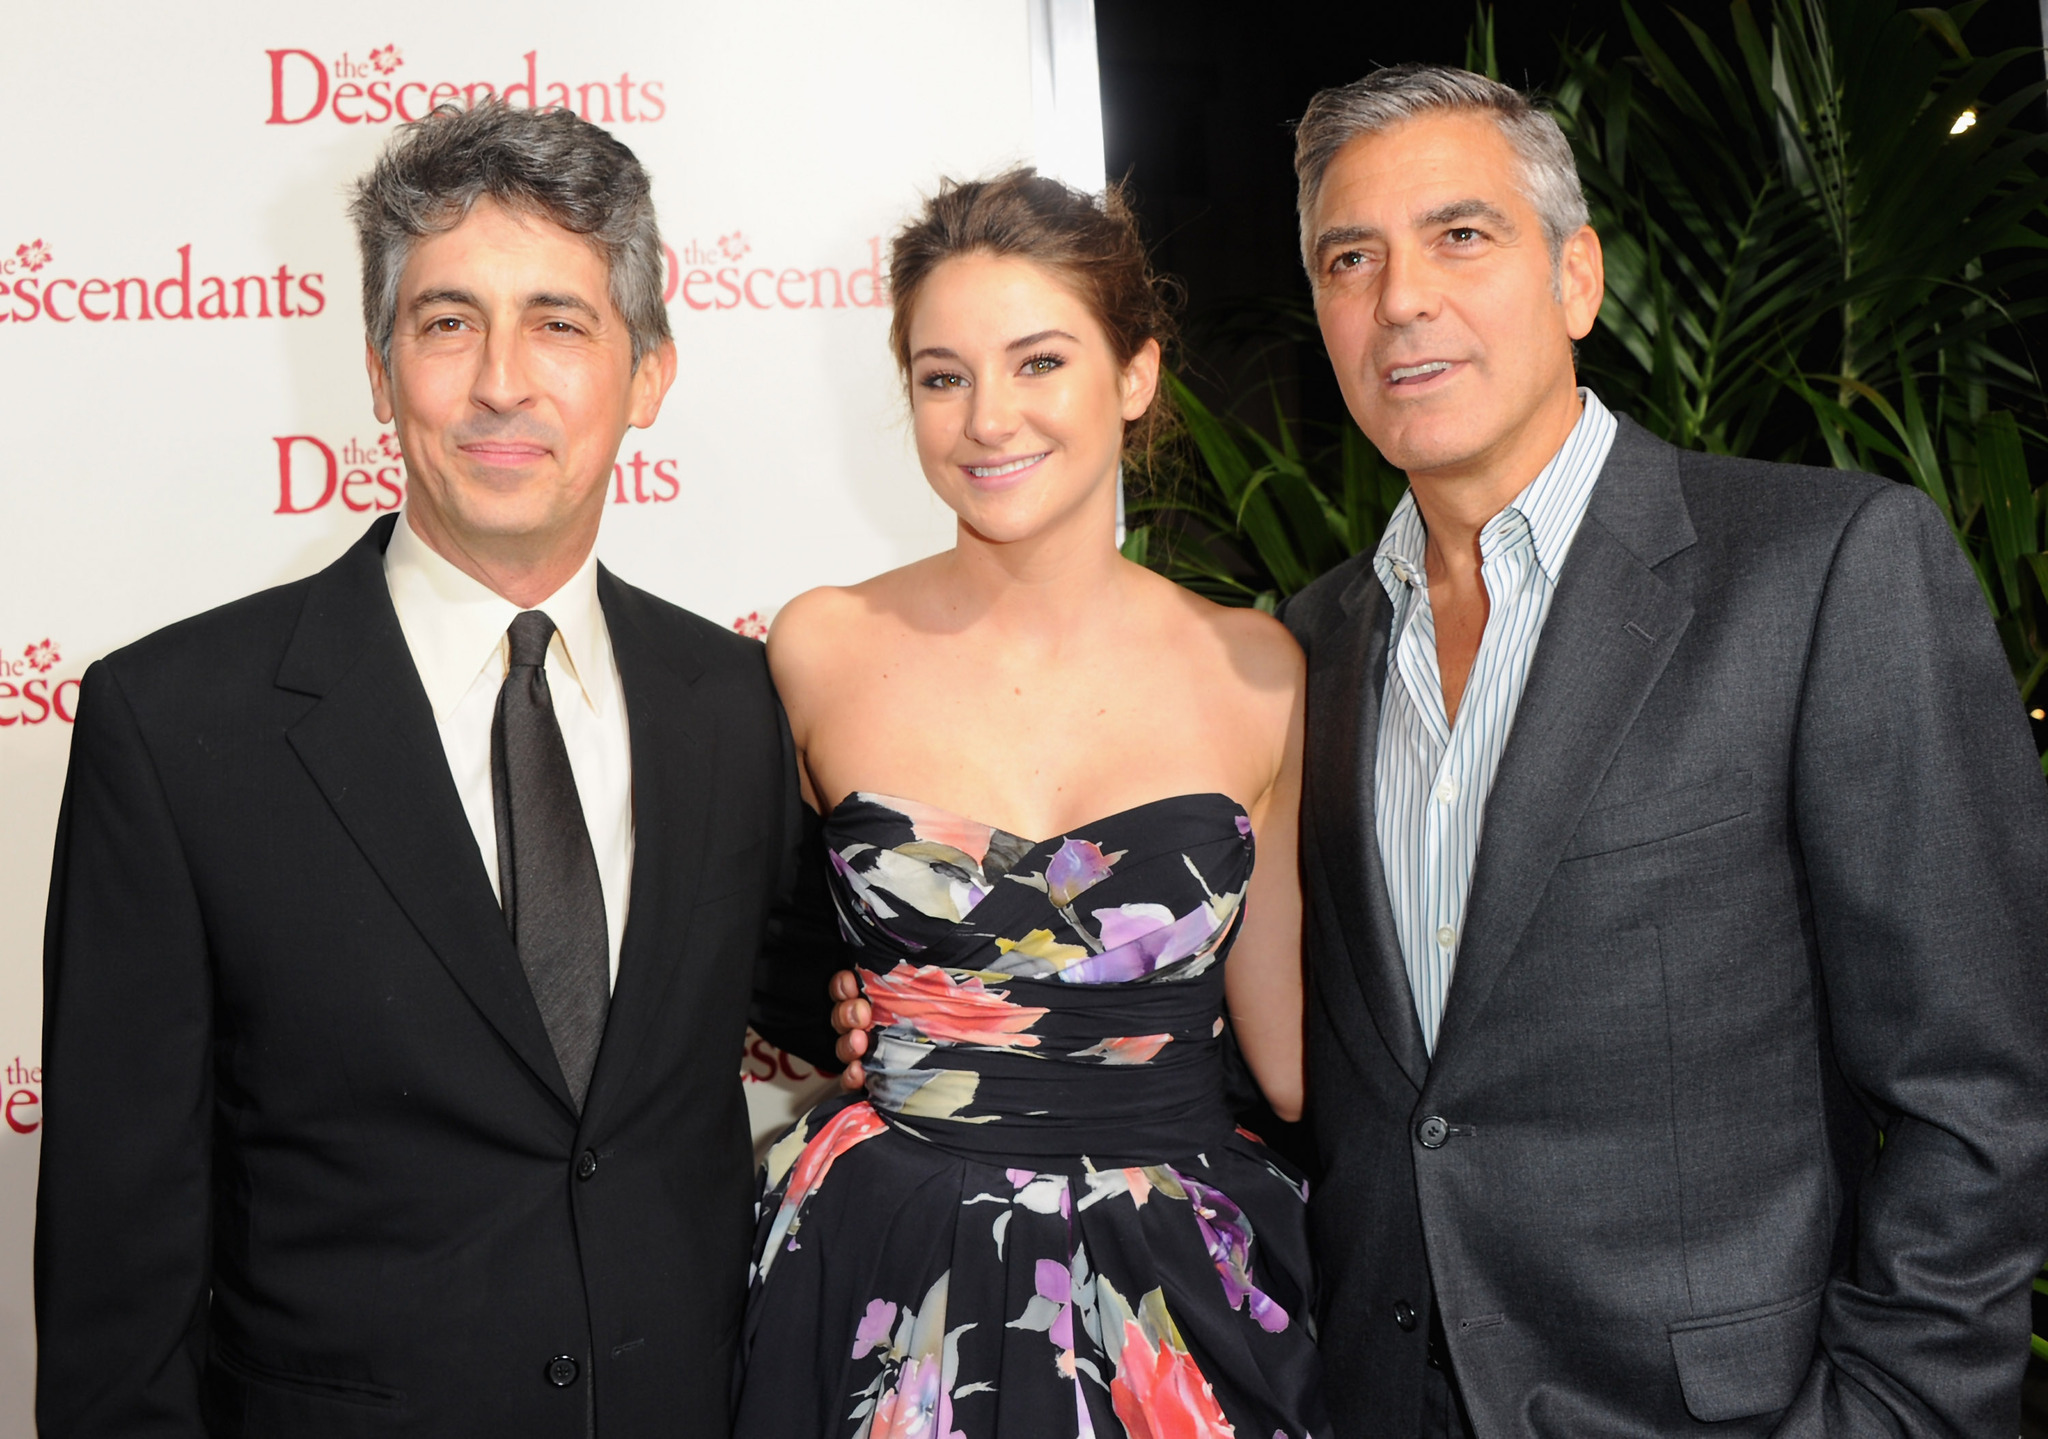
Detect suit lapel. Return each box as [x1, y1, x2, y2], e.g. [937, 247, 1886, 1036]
[1429, 420, 1697, 1071]
[577, 573, 713, 1130]
[279, 516, 577, 1116]
[1305, 565, 1430, 1091]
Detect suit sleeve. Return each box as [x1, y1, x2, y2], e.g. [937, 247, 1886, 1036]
[1784, 483, 2048, 1436]
[35, 662, 214, 1436]
[748, 697, 849, 1072]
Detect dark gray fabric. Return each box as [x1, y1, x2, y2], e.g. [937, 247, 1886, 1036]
[1284, 416, 2048, 1438]
[492, 609, 609, 1112]
[34, 515, 848, 1436]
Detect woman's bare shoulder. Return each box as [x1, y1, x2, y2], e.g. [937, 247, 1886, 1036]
[1149, 573, 1304, 697]
[765, 559, 942, 691]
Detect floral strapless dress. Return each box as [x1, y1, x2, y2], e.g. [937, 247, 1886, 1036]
[733, 792, 1327, 1439]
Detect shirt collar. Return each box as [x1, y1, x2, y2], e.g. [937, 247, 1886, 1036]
[383, 510, 613, 723]
[1373, 387, 1617, 601]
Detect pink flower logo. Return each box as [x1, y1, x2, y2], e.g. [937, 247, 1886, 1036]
[23, 639, 59, 674]
[376, 431, 403, 461]
[716, 230, 751, 262]
[15, 240, 51, 273]
[368, 45, 403, 75]
[732, 611, 768, 641]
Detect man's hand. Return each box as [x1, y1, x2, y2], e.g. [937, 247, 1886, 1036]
[829, 970, 870, 1091]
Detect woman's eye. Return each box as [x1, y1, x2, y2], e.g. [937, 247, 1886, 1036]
[919, 371, 966, 390]
[1022, 353, 1063, 375]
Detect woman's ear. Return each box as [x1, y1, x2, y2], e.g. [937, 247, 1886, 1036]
[1120, 337, 1162, 422]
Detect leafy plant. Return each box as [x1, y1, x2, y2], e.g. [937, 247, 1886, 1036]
[1121, 371, 1404, 612]
[1543, 0, 2048, 758]
[1133, 0, 2048, 767]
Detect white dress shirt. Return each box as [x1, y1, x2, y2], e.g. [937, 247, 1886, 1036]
[384, 512, 635, 990]
[1374, 389, 1618, 1054]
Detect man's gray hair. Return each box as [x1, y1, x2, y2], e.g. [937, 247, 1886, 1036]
[350, 100, 671, 370]
[1294, 64, 1588, 276]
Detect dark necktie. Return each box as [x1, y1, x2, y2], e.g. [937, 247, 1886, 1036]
[492, 610, 609, 1112]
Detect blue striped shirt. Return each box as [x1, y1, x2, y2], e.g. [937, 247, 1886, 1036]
[1373, 390, 1618, 1055]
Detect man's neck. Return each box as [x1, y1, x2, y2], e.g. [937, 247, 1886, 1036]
[400, 506, 599, 609]
[1408, 385, 1584, 573]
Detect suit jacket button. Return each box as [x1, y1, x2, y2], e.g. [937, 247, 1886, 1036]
[546, 1354, 579, 1387]
[1394, 1300, 1419, 1332]
[576, 1150, 599, 1181]
[1417, 1115, 1450, 1149]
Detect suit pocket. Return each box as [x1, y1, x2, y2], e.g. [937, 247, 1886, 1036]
[210, 1340, 404, 1409]
[1667, 1286, 1820, 1422]
[1563, 770, 1753, 860]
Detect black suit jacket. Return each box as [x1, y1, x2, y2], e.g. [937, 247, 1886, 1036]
[35, 515, 841, 1436]
[1284, 418, 2048, 1437]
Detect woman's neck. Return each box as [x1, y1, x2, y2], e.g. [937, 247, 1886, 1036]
[938, 483, 1131, 645]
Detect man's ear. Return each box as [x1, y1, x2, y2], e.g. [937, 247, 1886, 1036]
[1561, 225, 1604, 342]
[367, 339, 396, 425]
[628, 338, 680, 430]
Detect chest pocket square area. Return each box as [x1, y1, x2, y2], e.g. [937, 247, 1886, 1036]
[1563, 770, 1754, 861]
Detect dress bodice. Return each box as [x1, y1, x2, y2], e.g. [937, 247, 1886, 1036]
[823, 791, 1254, 1163]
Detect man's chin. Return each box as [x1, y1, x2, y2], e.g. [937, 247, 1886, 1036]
[1368, 428, 1488, 480]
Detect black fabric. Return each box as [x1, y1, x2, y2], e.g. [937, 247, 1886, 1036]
[1282, 417, 2048, 1439]
[34, 515, 852, 1438]
[492, 609, 609, 1112]
[735, 792, 1327, 1438]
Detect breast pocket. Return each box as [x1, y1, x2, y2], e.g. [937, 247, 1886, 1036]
[1562, 770, 1753, 861]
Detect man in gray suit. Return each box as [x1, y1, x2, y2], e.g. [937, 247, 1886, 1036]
[1281, 64, 2048, 1437]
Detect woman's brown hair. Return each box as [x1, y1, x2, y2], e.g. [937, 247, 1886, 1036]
[886, 167, 1179, 464]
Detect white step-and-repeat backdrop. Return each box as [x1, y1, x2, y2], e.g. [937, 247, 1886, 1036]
[0, 1, 1103, 1422]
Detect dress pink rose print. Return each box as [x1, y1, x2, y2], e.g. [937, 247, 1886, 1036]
[733, 792, 1328, 1439]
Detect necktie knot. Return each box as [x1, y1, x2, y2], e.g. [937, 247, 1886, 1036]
[508, 610, 556, 670]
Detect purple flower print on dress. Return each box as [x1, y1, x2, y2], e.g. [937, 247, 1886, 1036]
[854, 1299, 900, 1359]
[1066, 900, 1226, 983]
[1044, 838, 1123, 907]
[1177, 1172, 1289, 1334]
[1235, 814, 1252, 839]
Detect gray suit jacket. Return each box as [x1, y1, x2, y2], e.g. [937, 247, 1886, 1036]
[1284, 416, 2048, 1437]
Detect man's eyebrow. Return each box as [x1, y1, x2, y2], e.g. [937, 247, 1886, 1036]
[526, 292, 602, 320]
[408, 287, 481, 312]
[1007, 329, 1076, 351]
[1420, 199, 1516, 232]
[405, 289, 602, 320]
[1312, 224, 1382, 259]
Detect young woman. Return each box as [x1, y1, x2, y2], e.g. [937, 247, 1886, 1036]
[735, 169, 1325, 1439]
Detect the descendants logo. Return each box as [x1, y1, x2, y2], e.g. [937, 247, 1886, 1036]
[1, 238, 326, 326]
[665, 231, 889, 314]
[741, 1033, 818, 1086]
[267, 44, 665, 126]
[0, 639, 78, 728]
[3, 1057, 38, 1136]
[273, 432, 685, 514]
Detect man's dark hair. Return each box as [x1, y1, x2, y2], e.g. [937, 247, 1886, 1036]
[349, 100, 671, 369]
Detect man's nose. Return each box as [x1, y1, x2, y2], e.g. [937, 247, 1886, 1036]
[470, 324, 535, 412]
[1376, 245, 1440, 328]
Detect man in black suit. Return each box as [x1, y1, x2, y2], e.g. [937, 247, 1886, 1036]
[1281, 66, 2048, 1437]
[36, 101, 833, 1435]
